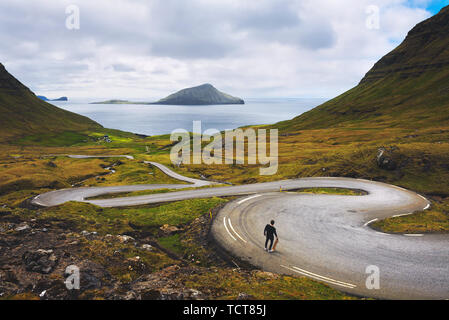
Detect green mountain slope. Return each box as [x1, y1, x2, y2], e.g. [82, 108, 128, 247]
[0, 63, 101, 141]
[277, 6, 449, 131]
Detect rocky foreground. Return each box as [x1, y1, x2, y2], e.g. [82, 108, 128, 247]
[0, 205, 277, 300]
[0, 205, 226, 300]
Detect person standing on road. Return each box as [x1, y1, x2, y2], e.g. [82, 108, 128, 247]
[264, 220, 278, 253]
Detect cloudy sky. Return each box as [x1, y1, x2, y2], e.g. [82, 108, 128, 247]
[0, 0, 447, 100]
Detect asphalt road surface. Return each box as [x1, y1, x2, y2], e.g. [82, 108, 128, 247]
[31, 156, 448, 299]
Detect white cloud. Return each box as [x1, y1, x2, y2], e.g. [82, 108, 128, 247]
[0, 0, 432, 99]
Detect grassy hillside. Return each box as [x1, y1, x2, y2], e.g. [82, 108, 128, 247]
[276, 6, 449, 131]
[0, 63, 101, 142]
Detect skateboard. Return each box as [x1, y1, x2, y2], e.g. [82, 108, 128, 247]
[272, 238, 279, 251]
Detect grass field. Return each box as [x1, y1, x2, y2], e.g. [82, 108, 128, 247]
[13, 197, 227, 236]
[372, 198, 449, 234]
[2, 124, 449, 234]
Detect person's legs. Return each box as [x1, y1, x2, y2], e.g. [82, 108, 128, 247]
[268, 237, 274, 250]
[265, 236, 269, 250]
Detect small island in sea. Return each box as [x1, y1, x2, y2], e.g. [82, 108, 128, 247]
[37, 96, 68, 101]
[91, 99, 133, 104]
[91, 83, 244, 105]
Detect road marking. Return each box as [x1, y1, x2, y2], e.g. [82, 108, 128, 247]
[227, 218, 247, 243]
[364, 218, 378, 227]
[280, 265, 356, 289]
[404, 234, 423, 237]
[291, 266, 356, 288]
[31, 195, 44, 206]
[392, 212, 413, 218]
[223, 217, 236, 241]
[237, 194, 262, 204]
[417, 194, 429, 202]
[375, 231, 391, 236]
[417, 194, 431, 211]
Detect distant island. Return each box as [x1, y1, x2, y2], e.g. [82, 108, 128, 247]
[37, 96, 68, 101]
[91, 84, 244, 105]
[91, 99, 133, 104]
[153, 83, 244, 105]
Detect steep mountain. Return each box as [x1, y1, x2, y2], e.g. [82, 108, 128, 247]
[152, 83, 244, 105]
[277, 6, 449, 131]
[0, 63, 101, 141]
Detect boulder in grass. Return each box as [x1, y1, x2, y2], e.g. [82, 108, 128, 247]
[22, 249, 58, 274]
[376, 147, 398, 171]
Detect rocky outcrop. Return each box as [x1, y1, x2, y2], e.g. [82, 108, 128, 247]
[376, 147, 398, 171]
[128, 265, 205, 300]
[159, 224, 182, 235]
[22, 249, 58, 274]
[237, 292, 256, 300]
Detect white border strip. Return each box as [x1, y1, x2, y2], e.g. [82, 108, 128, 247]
[237, 194, 262, 204]
[292, 266, 356, 288]
[281, 265, 356, 289]
[223, 217, 236, 241]
[364, 218, 378, 227]
[392, 212, 413, 218]
[32, 195, 44, 206]
[417, 194, 428, 202]
[227, 218, 247, 243]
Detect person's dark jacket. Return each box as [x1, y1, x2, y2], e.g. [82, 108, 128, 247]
[264, 224, 277, 239]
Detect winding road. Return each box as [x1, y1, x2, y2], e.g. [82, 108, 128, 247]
[31, 155, 448, 299]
